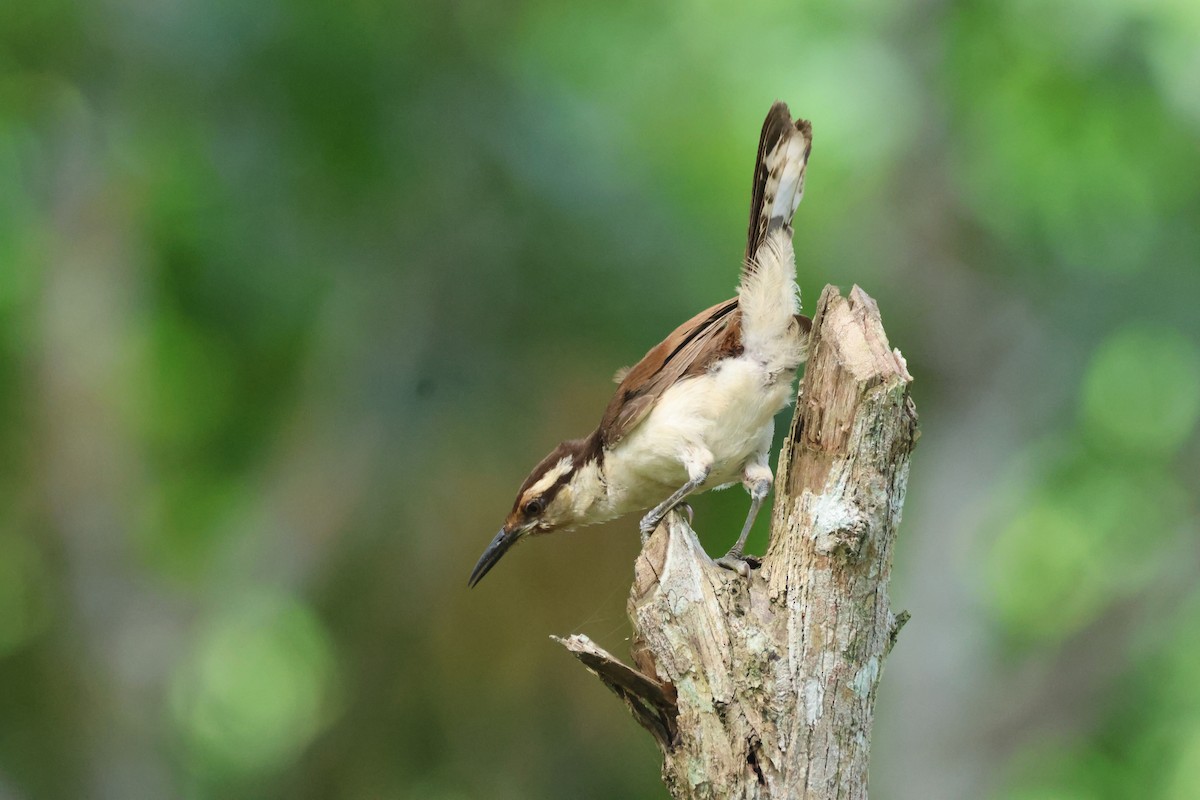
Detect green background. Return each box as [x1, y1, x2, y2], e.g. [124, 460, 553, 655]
[2, 0, 1199, 797]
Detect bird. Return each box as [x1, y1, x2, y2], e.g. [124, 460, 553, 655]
[468, 101, 813, 588]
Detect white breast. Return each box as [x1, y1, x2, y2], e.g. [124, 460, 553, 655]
[602, 354, 797, 514]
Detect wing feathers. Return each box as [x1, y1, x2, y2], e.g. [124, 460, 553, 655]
[599, 299, 740, 446]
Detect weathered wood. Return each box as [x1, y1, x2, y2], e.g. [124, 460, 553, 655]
[556, 284, 918, 799]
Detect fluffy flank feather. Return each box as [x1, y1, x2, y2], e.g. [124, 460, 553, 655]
[738, 230, 803, 372]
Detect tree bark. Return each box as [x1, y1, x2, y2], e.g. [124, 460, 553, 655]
[555, 284, 918, 799]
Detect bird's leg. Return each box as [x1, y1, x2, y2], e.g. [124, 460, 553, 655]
[638, 473, 709, 542]
[639, 448, 712, 543]
[716, 458, 773, 576]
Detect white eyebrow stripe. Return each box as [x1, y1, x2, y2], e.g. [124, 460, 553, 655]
[525, 457, 573, 498]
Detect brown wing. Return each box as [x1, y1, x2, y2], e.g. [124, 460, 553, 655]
[598, 298, 742, 446]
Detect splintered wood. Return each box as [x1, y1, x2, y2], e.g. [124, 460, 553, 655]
[557, 285, 918, 800]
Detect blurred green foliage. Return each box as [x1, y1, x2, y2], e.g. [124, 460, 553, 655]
[170, 592, 336, 779]
[1, 0, 1198, 798]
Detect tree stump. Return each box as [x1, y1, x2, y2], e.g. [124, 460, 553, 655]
[556, 284, 918, 799]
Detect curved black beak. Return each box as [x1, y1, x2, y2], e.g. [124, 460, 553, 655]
[468, 528, 517, 588]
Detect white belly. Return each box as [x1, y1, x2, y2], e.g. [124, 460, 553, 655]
[603, 356, 796, 514]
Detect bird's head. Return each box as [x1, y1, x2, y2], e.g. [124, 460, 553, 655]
[468, 435, 601, 588]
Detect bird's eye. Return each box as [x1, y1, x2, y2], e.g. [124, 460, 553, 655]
[524, 499, 544, 516]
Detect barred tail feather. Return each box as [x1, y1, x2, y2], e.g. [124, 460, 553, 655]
[738, 103, 812, 371]
[743, 102, 813, 268]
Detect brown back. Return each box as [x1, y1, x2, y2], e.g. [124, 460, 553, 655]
[598, 298, 741, 446]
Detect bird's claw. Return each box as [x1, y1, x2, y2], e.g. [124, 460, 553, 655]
[715, 555, 750, 577]
[715, 550, 759, 578]
[638, 515, 660, 544]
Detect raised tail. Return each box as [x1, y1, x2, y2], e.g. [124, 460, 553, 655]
[738, 102, 812, 371]
[744, 101, 813, 267]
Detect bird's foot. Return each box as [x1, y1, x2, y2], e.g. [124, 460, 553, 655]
[638, 513, 661, 544]
[715, 549, 761, 578]
[640, 503, 694, 545]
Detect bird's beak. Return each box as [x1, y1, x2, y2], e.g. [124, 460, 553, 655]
[468, 526, 519, 588]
